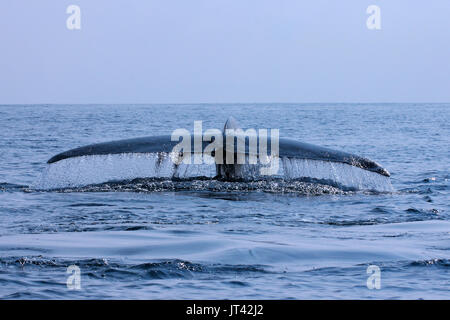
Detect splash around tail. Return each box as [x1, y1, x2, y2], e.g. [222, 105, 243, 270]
[37, 117, 392, 192]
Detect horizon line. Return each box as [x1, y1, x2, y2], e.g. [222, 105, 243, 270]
[0, 101, 449, 106]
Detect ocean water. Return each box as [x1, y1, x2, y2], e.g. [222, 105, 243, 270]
[0, 103, 448, 299]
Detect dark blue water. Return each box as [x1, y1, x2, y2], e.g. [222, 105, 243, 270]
[0, 103, 449, 299]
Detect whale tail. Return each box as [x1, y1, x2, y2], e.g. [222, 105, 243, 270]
[41, 117, 391, 190]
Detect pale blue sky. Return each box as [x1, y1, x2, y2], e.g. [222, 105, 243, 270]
[1, 0, 449, 103]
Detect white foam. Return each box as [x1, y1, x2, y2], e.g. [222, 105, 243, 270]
[279, 158, 393, 192]
[35, 153, 216, 190]
[227, 156, 393, 192]
[35, 153, 393, 192]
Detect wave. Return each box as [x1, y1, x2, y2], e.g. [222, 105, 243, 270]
[0, 182, 28, 192]
[0, 256, 271, 281]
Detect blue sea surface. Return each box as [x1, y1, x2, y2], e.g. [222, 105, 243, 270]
[0, 103, 448, 299]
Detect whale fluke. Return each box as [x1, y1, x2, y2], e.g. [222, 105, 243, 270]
[42, 117, 391, 190]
